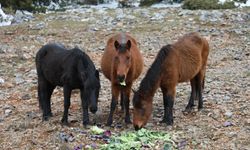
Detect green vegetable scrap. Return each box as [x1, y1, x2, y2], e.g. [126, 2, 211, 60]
[101, 128, 175, 150]
[120, 81, 126, 86]
[90, 126, 105, 134]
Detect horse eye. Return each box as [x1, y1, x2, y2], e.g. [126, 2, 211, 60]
[126, 56, 130, 60]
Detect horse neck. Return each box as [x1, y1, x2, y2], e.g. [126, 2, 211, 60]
[138, 45, 171, 99]
[78, 57, 96, 81]
[138, 74, 161, 99]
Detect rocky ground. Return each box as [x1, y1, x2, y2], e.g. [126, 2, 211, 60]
[0, 7, 249, 150]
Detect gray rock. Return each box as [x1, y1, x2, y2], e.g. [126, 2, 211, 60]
[199, 10, 224, 23]
[26, 111, 38, 119]
[22, 94, 31, 100]
[151, 12, 164, 21]
[30, 22, 46, 30]
[13, 10, 34, 24]
[5, 109, 12, 116]
[0, 45, 11, 53]
[178, 10, 193, 16]
[47, 1, 61, 10]
[224, 111, 233, 118]
[15, 73, 25, 84]
[0, 4, 13, 26]
[0, 77, 4, 84]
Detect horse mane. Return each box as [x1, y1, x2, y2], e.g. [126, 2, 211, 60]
[72, 48, 99, 88]
[133, 44, 172, 108]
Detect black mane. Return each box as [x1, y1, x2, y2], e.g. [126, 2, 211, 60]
[133, 44, 172, 108]
[72, 48, 99, 89]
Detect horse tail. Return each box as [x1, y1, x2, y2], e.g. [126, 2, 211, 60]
[201, 37, 210, 91]
[35, 45, 49, 109]
[36, 46, 48, 77]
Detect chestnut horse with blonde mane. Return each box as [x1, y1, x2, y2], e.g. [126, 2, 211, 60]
[101, 33, 143, 126]
[133, 32, 209, 130]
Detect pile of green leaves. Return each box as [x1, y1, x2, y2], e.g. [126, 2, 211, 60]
[101, 128, 175, 150]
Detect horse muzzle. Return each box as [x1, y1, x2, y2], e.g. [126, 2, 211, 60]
[117, 75, 126, 83]
[134, 124, 142, 131]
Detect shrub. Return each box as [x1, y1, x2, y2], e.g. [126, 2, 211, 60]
[0, 0, 35, 11]
[139, 0, 163, 6]
[182, 0, 236, 10]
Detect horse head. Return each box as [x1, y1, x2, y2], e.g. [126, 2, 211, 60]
[113, 40, 132, 85]
[132, 91, 153, 130]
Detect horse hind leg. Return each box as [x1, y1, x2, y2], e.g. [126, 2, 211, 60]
[197, 70, 206, 110]
[183, 78, 197, 114]
[38, 78, 52, 121]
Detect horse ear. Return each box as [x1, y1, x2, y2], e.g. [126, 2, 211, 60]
[114, 40, 120, 50]
[95, 70, 99, 79]
[126, 40, 131, 50]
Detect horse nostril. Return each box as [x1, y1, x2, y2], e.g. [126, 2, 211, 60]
[134, 125, 140, 131]
[117, 75, 125, 82]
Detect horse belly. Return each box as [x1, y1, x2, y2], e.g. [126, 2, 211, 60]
[101, 50, 113, 81]
[178, 59, 202, 83]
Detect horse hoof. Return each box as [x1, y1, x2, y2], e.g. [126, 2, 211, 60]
[61, 118, 69, 126]
[166, 120, 173, 126]
[106, 120, 113, 126]
[160, 119, 166, 124]
[198, 106, 203, 111]
[61, 121, 69, 126]
[83, 120, 89, 126]
[125, 119, 132, 124]
[42, 115, 51, 121]
[183, 109, 192, 115]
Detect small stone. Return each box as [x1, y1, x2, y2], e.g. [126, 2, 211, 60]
[223, 96, 231, 101]
[31, 22, 46, 30]
[26, 111, 37, 119]
[223, 121, 233, 127]
[224, 111, 233, 118]
[5, 109, 12, 116]
[22, 94, 31, 100]
[0, 77, 4, 84]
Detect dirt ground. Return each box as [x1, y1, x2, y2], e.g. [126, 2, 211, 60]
[0, 7, 249, 150]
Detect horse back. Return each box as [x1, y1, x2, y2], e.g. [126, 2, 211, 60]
[163, 33, 209, 83]
[36, 44, 82, 87]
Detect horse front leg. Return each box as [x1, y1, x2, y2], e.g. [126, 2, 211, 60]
[106, 85, 119, 126]
[80, 89, 89, 126]
[61, 85, 72, 125]
[184, 78, 197, 114]
[120, 92, 124, 112]
[161, 86, 175, 125]
[123, 85, 132, 124]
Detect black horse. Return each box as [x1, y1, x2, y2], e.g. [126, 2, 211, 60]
[35, 43, 100, 126]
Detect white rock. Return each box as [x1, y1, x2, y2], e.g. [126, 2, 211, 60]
[0, 77, 4, 84]
[225, 111, 233, 118]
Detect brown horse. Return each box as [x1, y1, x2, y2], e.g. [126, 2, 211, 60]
[101, 33, 143, 126]
[133, 32, 209, 130]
